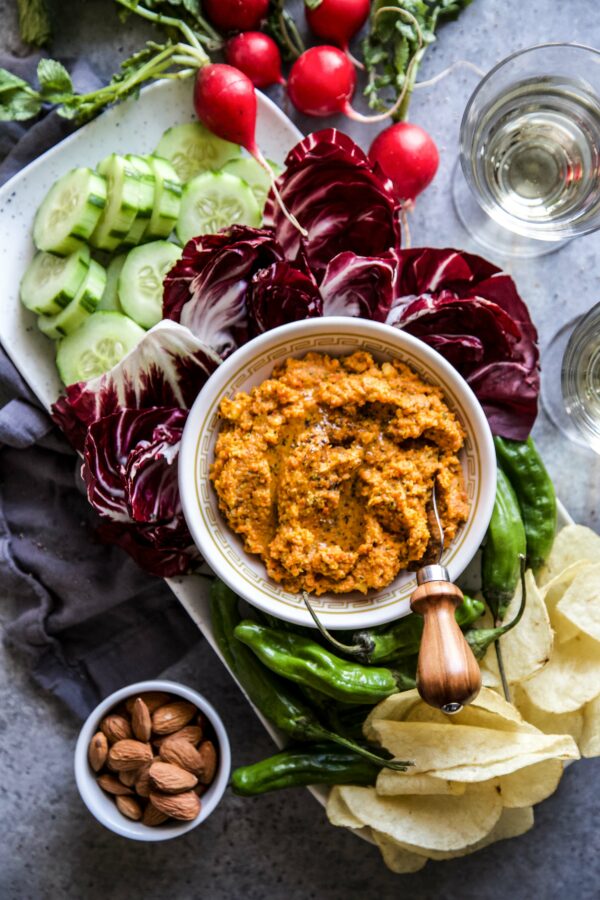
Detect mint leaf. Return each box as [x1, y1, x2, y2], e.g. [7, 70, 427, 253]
[0, 68, 42, 121]
[37, 58, 73, 98]
[304, 0, 323, 9]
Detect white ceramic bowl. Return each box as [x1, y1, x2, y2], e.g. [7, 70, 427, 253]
[74, 679, 231, 841]
[179, 318, 496, 630]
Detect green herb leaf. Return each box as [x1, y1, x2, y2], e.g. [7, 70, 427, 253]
[304, 0, 323, 9]
[362, 0, 474, 120]
[17, 0, 52, 47]
[0, 68, 43, 121]
[37, 59, 73, 99]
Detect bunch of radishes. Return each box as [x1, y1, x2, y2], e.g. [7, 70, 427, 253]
[194, 0, 439, 220]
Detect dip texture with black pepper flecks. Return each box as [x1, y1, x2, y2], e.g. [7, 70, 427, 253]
[210, 351, 469, 595]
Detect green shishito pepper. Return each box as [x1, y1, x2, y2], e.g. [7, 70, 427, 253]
[482, 468, 527, 621]
[494, 436, 557, 572]
[210, 580, 411, 771]
[231, 742, 379, 796]
[350, 595, 485, 664]
[233, 620, 415, 704]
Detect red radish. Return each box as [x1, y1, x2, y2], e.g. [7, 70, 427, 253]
[225, 32, 285, 88]
[202, 0, 269, 32]
[287, 46, 356, 117]
[305, 0, 370, 55]
[287, 46, 402, 122]
[193, 64, 307, 236]
[369, 122, 440, 202]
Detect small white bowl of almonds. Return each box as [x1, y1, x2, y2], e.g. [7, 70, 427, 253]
[74, 679, 231, 841]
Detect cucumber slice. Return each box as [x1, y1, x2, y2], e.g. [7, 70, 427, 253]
[55, 311, 146, 385]
[221, 157, 281, 211]
[33, 167, 107, 255]
[38, 260, 107, 339]
[144, 155, 182, 239]
[118, 241, 182, 329]
[176, 171, 261, 244]
[155, 123, 241, 183]
[90, 154, 144, 252]
[122, 154, 156, 247]
[98, 254, 126, 312]
[20, 246, 91, 316]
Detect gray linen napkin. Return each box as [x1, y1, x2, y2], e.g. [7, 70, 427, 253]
[0, 53, 200, 718]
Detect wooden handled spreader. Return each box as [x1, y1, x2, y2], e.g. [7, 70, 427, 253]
[410, 484, 481, 713]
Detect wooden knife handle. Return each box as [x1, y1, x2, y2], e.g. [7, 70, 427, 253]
[410, 580, 481, 712]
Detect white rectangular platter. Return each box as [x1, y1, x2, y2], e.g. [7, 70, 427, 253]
[0, 78, 573, 816]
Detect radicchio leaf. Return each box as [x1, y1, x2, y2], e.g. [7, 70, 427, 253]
[52, 320, 221, 453]
[387, 247, 540, 440]
[162, 225, 284, 357]
[319, 251, 397, 322]
[248, 259, 322, 335]
[83, 407, 198, 578]
[264, 129, 401, 279]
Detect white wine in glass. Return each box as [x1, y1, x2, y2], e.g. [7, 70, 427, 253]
[454, 44, 600, 258]
[543, 303, 600, 454]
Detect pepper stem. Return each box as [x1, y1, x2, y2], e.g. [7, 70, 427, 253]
[302, 593, 369, 658]
[322, 728, 412, 771]
[494, 554, 527, 702]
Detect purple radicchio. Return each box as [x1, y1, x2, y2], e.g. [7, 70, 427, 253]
[263, 129, 401, 279]
[386, 248, 540, 440]
[52, 320, 221, 454]
[319, 251, 397, 322]
[162, 226, 284, 359]
[83, 408, 199, 578]
[248, 257, 322, 334]
[50, 321, 221, 577]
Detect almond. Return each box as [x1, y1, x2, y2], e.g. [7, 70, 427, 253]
[159, 738, 204, 775]
[118, 768, 138, 788]
[97, 774, 134, 796]
[197, 740, 218, 784]
[149, 761, 198, 794]
[126, 691, 171, 714]
[88, 732, 108, 772]
[131, 698, 152, 742]
[153, 725, 203, 748]
[134, 761, 154, 798]
[108, 739, 153, 772]
[142, 802, 170, 827]
[152, 701, 197, 735]
[100, 714, 132, 743]
[149, 790, 201, 821]
[116, 795, 142, 821]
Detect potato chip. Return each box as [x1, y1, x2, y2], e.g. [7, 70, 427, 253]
[409, 806, 535, 862]
[376, 771, 466, 796]
[541, 561, 594, 614]
[335, 784, 503, 852]
[580, 694, 600, 758]
[371, 833, 428, 873]
[555, 563, 600, 643]
[326, 787, 367, 829]
[497, 759, 564, 808]
[521, 632, 600, 713]
[512, 683, 584, 743]
[538, 525, 600, 586]
[366, 687, 535, 734]
[478, 571, 553, 687]
[369, 720, 578, 780]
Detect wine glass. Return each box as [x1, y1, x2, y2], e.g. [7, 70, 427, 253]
[542, 302, 600, 454]
[453, 43, 600, 258]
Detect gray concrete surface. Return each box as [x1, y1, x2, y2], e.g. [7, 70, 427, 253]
[1, 1, 599, 898]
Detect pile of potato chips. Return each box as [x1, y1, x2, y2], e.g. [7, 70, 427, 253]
[326, 525, 600, 872]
